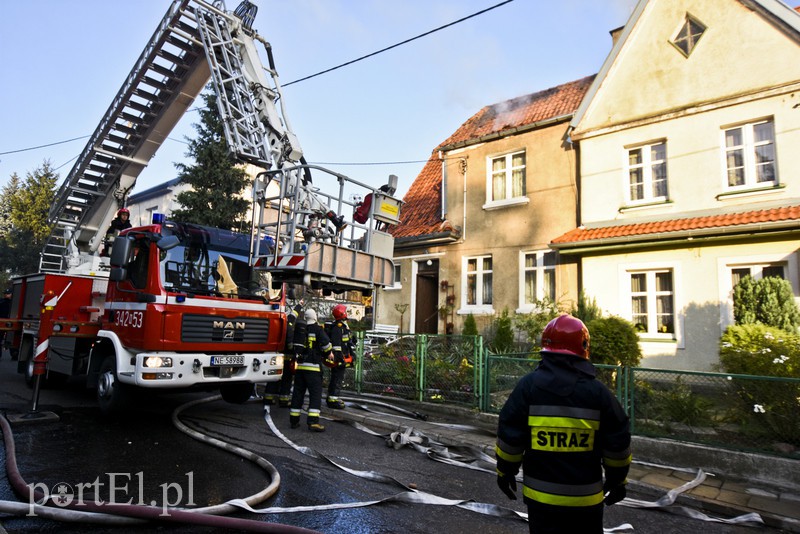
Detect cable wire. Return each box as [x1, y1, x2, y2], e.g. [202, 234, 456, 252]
[283, 0, 514, 87]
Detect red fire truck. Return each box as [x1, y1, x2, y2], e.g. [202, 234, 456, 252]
[6, 0, 401, 414]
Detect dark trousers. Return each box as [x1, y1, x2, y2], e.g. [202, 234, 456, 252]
[527, 502, 603, 534]
[264, 356, 294, 403]
[327, 365, 345, 398]
[290, 368, 323, 425]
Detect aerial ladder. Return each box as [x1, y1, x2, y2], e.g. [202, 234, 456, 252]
[40, 0, 401, 295]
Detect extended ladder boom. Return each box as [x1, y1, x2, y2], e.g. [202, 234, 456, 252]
[42, 0, 402, 294]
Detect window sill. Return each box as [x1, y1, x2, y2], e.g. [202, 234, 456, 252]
[457, 307, 495, 316]
[619, 199, 672, 213]
[716, 184, 783, 201]
[637, 335, 677, 343]
[482, 197, 529, 211]
[384, 285, 402, 291]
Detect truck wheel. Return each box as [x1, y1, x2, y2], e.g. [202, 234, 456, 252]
[97, 356, 131, 415]
[219, 382, 254, 404]
[20, 339, 34, 387]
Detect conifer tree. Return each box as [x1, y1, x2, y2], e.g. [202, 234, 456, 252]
[171, 89, 251, 231]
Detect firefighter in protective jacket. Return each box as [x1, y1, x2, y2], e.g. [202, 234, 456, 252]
[289, 308, 333, 432]
[263, 302, 302, 407]
[495, 315, 631, 534]
[325, 304, 354, 409]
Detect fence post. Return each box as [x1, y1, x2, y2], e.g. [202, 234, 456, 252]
[354, 330, 364, 394]
[627, 366, 635, 434]
[474, 335, 484, 411]
[416, 334, 427, 402]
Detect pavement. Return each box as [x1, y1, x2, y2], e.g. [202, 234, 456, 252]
[324, 394, 800, 533]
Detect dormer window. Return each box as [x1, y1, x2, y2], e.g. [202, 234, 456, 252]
[672, 14, 706, 57]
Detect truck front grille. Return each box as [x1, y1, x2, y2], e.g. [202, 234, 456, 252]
[181, 314, 269, 344]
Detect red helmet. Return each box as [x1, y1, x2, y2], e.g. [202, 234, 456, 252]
[332, 304, 347, 321]
[541, 315, 590, 359]
[118, 208, 130, 216]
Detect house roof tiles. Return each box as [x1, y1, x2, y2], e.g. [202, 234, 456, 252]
[551, 204, 800, 247]
[393, 76, 596, 242]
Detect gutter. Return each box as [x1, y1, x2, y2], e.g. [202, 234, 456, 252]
[551, 221, 800, 255]
[393, 231, 461, 250]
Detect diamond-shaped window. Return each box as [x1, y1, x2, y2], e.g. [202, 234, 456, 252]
[672, 15, 706, 57]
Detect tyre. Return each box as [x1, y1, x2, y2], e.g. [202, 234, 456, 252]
[96, 356, 132, 415]
[220, 382, 254, 404]
[20, 338, 34, 387]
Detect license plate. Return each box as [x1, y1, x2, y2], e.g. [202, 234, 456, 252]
[211, 355, 244, 366]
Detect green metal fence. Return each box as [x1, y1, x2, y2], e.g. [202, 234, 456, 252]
[348, 332, 483, 407]
[340, 334, 799, 459]
[628, 367, 800, 457]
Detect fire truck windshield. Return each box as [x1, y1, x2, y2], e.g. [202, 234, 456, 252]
[158, 223, 275, 301]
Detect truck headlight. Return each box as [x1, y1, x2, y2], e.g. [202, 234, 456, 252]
[144, 356, 173, 368]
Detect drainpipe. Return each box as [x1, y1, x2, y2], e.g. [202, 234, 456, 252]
[460, 158, 467, 243]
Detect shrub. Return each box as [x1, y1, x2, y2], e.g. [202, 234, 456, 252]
[733, 275, 800, 333]
[515, 298, 561, 348]
[489, 309, 515, 353]
[719, 324, 800, 444]
[719, 324, 800, 378]
[587, 316, 642, 367]
[570, 291, 603, 324]
[462, 313, 478, 336]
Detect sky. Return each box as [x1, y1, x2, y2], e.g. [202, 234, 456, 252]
[0, 0, 641, 202]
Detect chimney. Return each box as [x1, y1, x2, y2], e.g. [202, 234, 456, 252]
[610, 25, 624, 47]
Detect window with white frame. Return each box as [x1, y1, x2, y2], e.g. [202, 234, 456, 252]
[464, 255, 493, 307]
[521, 250, 556, 307]
[731, 263, 786, 287]
[388, 263, 402, 290]
[629, 269, 675, 335]
[627, 141, 667, 203]
[723, 119, 776, 189]
[487, 151, 526, 203]
[719, 256, 796, 328]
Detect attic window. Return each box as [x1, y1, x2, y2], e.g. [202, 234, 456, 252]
[672, 14, 706, 57]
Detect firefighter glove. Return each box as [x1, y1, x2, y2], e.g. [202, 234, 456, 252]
[603, 482, 626, 506]
[497, 474, 517, 501]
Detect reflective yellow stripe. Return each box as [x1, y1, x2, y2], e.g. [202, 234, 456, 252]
[296, 364, 321, 372]
[523, 486, 604, 507]
[603, 453, 632, 467]
[528, 416, 600, 430]
[495, 445, 524, 463]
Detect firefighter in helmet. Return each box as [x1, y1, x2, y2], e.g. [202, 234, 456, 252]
[102, 207, 132, 256]
[325, 304, 354, 409]
[263, 301, 303, 407]
[289, 308, 333, 432]
[495, 315, 631, 534]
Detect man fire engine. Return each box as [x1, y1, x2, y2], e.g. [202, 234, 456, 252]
[6, 0, 403, 414]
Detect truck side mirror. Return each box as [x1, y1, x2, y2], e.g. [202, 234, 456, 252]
[109, 236, 133, 267]
[108, 236, 132, 282]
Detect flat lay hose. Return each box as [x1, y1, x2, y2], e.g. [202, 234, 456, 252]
[0, 401, 319, 533]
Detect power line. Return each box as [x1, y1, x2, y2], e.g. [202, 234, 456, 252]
[283, 0, 514, 87]
[1, 1, 513, 165]
[0, 135, 90, 156]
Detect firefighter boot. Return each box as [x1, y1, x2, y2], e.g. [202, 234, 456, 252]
[263, 395, 276, 406]
[289, 412, 301, 429]
[326, 398, 345, 409]
[308, 417, 325, 432]
[325, 211, 347, 233]
[278, 396, 291, 408]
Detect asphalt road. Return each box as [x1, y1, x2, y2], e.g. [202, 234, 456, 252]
[0, 358, 788, 533]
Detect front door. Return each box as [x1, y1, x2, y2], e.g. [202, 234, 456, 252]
[415, 260, 439, 334]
